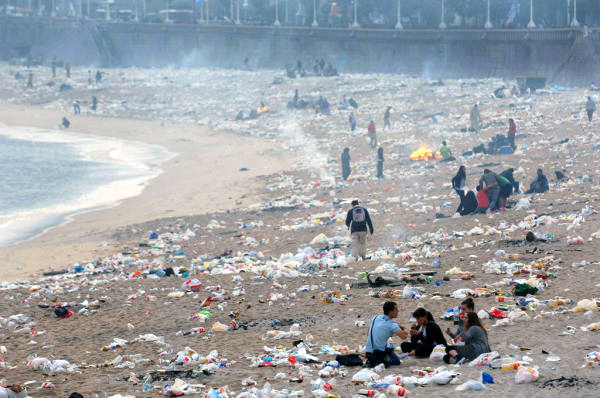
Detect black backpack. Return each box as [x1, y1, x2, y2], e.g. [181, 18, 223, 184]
[336, 354, 364, 367]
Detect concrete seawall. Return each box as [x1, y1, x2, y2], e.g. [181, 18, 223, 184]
[2, 16, 599, 84]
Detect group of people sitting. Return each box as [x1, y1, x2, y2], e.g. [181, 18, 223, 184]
[452, 166, 549, 215]
[365, 300, 491, 368]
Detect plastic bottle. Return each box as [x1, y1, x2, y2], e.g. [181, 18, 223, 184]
[501, 362, 520, 370]
[386, 386, 406, 396]
[357, 390, 376, 396]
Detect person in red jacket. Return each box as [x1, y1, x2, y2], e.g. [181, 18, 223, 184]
[368, 120, 377, 149]
[475, 185, 489, 213]
[507, 118, 516, 150]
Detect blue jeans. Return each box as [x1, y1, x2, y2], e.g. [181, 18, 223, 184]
[487, 187, 500, 210]
[383, 350, 401, 367]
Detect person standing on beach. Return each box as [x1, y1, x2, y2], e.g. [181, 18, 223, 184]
[478, 169, 500, 211]
[383, 106, 391, 130]
[470, 104, 480, 132]
[73, 100, 80, 114]
[586, 96, 596, 122]
[91, 96, 98, 111]
[65, 63, 71, 78]
[341, 147, 351, 181]
[349, 112, 356, 131]
[51, 57, 57, 78]
[345, 200, 374, 261]
[507, 118, 516, 150]
[368, 120, 377, 149]
[376, 147, 384, 178]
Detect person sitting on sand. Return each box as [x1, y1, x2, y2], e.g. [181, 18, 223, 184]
[365, 301, 409, 368]
[61, 117, 70, 129]
[460, 190, 478, 216]
[440, 141, 455, 161]
[446, 298, 475, 341]
[475, 185, 489, 214]
[400, 308, 446, 358]
[444, 312, 491, 364]
[525, 168, 549, 194]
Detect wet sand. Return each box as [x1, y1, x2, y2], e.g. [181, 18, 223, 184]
[0, 105, 291, 281]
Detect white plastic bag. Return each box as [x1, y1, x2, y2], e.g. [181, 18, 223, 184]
[456, 379, 485, 391]
[431, 370, 458, 385]
[469, 351, 500, 367]
[429, 344, 447, 361]
[351, 368, 380, 383]
[515, 367, 539, 384]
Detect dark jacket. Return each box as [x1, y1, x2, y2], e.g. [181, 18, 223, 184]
[533, 174, 549, 193]
[411, 321, 447, 347]
[460, 191, 478, 215]
[345, 206, 374, 234]
[500, 169, 515, 185]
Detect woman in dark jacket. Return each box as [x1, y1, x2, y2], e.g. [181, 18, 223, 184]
[400, 308, 447, 358]
[452, 166, 467, 214]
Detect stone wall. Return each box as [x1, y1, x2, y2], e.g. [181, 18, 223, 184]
[1, 16, 598, 85]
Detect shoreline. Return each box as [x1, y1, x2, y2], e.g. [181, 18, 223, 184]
[0, 104, 291, 282]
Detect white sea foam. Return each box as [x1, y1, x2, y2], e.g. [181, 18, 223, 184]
[0, 124, 175, 247]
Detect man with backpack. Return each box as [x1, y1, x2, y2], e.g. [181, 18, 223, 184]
[345, 200, 374, 261]
[365, 301, 408, 368]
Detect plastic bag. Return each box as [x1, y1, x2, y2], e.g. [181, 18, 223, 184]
[469, 352, 500, 367]
[429, 344, 447, 361]
[431, 370, 458, 385]
[181, 279, 203, 292]
[515, 367, 539, 384]
[456, 380, 485, 391]
[0, 387, 28, 398]
[351, 368, 380, 384]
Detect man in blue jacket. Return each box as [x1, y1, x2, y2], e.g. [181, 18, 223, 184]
[345, 200, 374, 261]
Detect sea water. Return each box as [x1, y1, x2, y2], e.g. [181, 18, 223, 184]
[0, 125, 174, 247]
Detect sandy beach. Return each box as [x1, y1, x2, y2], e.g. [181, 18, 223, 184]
[1, 63, 600, 397]
[0, 105, 291, 281]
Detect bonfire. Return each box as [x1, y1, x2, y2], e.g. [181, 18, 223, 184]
[410, 145, 441, 160]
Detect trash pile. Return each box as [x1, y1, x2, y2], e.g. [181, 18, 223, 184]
[2, 63, 600, 396]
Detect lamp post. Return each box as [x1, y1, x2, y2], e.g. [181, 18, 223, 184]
[105, 0, 110, 20]
[236, 0, 240, 23]
[439, 0, 446, 29]
[527, 0, 535, 28]
[352, 0, 359, 28]
[285, 0, 288, 24]
[86, 0, 89, 18]
[134, 0, 138, 21]
[395, 0, 402, 29]
[571, 0, 579, 26]
[312, 0, 318, 26]
[274, 0, 280, 25]
[484, 0, 492, 29]
[165, 0, 170, 22]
